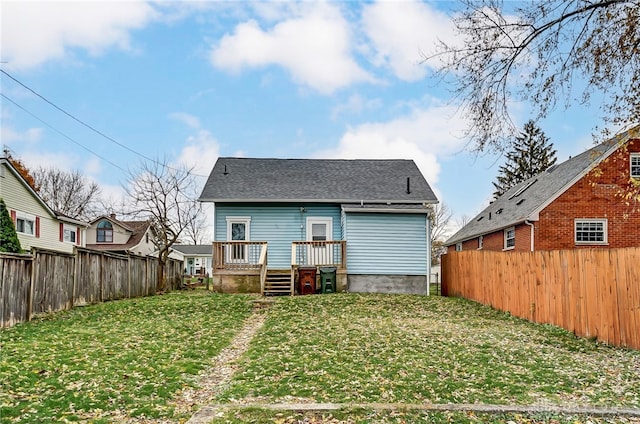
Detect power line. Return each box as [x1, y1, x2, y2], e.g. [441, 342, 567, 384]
[0, 68, 210, 178]
[1, 93, 128, 173]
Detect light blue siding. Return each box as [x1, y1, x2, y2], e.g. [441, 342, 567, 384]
[345, 212, 428, 275]
[215, 203, 341, 268]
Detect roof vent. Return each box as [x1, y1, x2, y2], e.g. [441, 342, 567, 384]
[546, 164, 558, 173]
[508, 178, 537, 199]
[477, 216, 484, 222]
[516, 199, 525, 205]
[496, 208, 503, 214]
[223, 165, 229, 175]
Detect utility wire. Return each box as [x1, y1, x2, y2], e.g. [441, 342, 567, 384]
[0, 68, 210, 178]
[1, 93, 128, 173]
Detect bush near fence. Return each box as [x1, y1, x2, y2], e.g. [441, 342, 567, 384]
[441, 247, 640, 350]
[0, 247, 183, 328]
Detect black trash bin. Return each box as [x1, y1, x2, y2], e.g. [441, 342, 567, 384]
[298, 267, 317, 295]
[319, 267, 337, 294]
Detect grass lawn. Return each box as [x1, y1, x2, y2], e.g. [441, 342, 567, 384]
[212, 294, 640, 423]
[1, 291, 639, 424]
[0, 291, 254, 423]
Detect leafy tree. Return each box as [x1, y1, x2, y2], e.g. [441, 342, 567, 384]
[32, 167, 102, 220]
[0, 198, 22, 253]
[492, 120, 557, 198]
[4, 152, 39, 191]
[125, 159, 200, 292]
[429, 0, 640, 152]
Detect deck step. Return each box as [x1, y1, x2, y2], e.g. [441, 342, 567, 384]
[263, 269, 293, 296]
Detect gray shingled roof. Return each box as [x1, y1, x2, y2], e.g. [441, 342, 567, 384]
[172, 244, 213, 255]
[445, 127, 637, 246]
[199, 158, 438, 204]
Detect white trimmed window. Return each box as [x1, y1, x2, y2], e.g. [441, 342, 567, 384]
[478, 235, 483, 250]
[16, 212, 35, 236]
[631, 153, 640, 178]
[575, 219, 608, 244]
[504, 227, 515, 250]
[63, 225, 77, 243]
[455, 242, 462, 252]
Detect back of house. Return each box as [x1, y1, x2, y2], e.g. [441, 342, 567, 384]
[199, 157, 438, 295]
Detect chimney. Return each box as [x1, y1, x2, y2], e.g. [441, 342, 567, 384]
[110, 213, 116, 219]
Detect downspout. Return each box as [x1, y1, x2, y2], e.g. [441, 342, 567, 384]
[525, 220, 535, 252]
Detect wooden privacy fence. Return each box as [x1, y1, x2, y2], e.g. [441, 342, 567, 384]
[1, 247, 183, 328]
[441, 248, 640, 350]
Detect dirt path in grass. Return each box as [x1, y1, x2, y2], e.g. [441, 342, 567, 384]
[177, 308, 268, 422]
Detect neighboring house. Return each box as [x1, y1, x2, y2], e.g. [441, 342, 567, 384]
[199, 158, 438, 295]
[172, 244, 213, 276]
[0, 157, 89, 253]
[85, 214, 156, 256]
[445, 125, 640, 253]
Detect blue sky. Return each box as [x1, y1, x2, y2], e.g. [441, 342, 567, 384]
[1, 1, 607, 238]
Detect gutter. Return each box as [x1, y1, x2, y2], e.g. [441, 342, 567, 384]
[525, 220, 535, 251]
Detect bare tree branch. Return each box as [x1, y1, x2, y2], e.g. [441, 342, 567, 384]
[426, 0, 640, 152]
[124, 159, 200, 292]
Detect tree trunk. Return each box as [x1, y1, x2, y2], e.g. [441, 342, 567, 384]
[156, 257, 166, 293]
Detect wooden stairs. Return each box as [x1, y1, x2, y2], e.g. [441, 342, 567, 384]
[263, 269, 293, 296]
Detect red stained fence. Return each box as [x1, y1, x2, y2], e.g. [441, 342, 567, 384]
[441, 248, 640, 350]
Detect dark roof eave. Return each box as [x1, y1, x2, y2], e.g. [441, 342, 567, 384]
[445, 216, 537, 246]
[200, 198, 437, 204]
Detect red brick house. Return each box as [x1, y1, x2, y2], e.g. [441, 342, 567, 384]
[445, 126, 640, 252]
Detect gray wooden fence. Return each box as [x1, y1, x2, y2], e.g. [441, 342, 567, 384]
[1, 247, 183, 328]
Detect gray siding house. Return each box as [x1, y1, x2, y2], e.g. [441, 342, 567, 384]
[199, 158, 438, 295]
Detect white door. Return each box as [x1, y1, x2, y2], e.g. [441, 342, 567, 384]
[306, 217, 333, 265]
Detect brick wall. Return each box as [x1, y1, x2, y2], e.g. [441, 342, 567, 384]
[536, 138, 640, 250]
[447, 138, 640, 253]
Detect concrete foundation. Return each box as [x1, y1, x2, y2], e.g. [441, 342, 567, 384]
[347, 274, 428, 295]
[212, 271, 261, 293]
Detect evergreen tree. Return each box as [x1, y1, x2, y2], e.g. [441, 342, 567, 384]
[0, 198, 22, 253]
[492, 121, 557, 199]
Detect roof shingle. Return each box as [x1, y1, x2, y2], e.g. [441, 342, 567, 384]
[199, 158, 437, 204]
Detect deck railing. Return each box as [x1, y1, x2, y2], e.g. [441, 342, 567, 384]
[213, 241, 268, 270]
[291, 240, 346, 269]
[259, 245, 268, 294]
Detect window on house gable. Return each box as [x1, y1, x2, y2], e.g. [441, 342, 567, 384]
[575, 219, 607, 244]
[97, 220, 113, 243]
[631, 153, 640, 178]
[16, 213, 35, 236]
[64, 227, 76, 243]
[504, 227, 515, 250]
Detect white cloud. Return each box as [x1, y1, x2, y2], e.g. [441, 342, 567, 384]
[175, 130, 221, 181]
[1, 126, 43, 146]
[314, 101, 469, 200]
[210, 3, 374, 94]
[1, 1, 157, 70]
[361, 0, 455, 80]
[169, 112, 201, 130]
[331, 94, 382, 120]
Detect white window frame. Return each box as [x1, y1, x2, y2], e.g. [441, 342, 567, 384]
[478, 235, 483, 250]
[575, 219, 608, 245]
[504, 227, 515, 250]
[226, 217, 251, 263]
[455, 242, 462, 252]
[631, 153, 640, 178]
[63, 224, 77, 244]
[16, 212, 35, 236]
